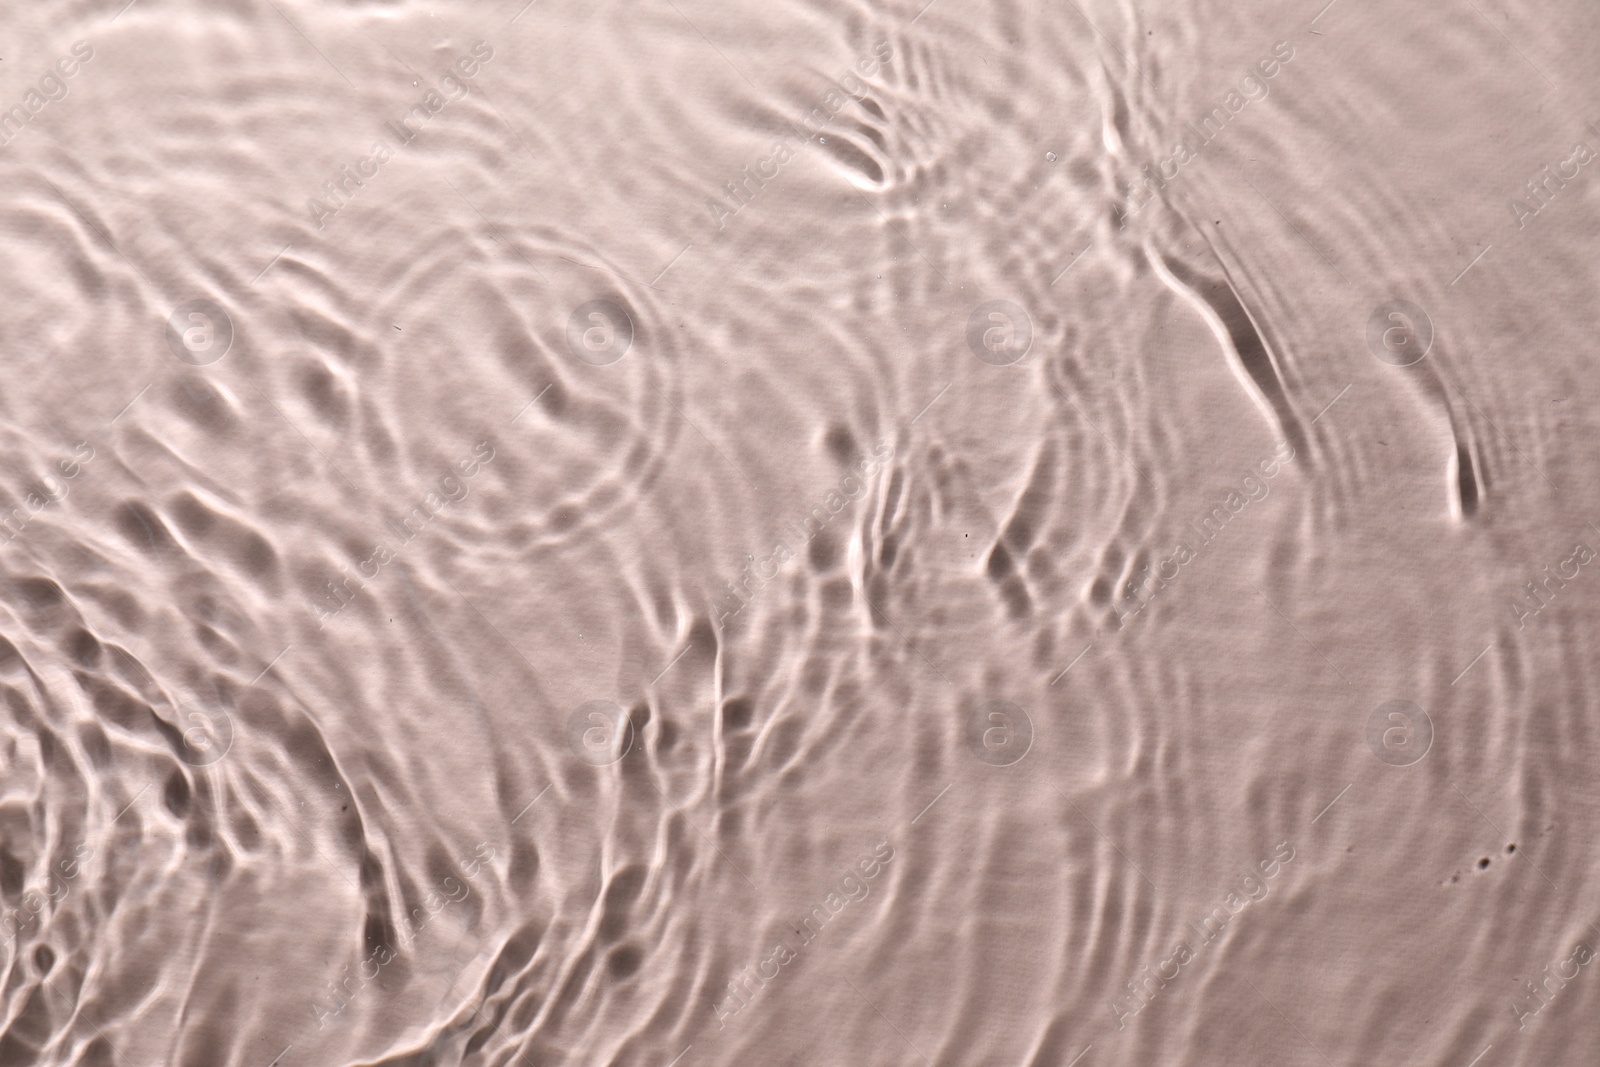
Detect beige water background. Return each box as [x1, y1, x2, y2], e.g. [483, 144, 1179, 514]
[2, 0, 1600, 1064]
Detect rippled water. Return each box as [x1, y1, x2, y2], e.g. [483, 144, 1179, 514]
[4, 0, 1600, 1064]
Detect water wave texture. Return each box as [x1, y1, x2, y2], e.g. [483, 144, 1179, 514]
[2, 0, 1599, 1064]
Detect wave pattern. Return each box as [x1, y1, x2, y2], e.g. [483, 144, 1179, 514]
[1, 0, 1599, 1064]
